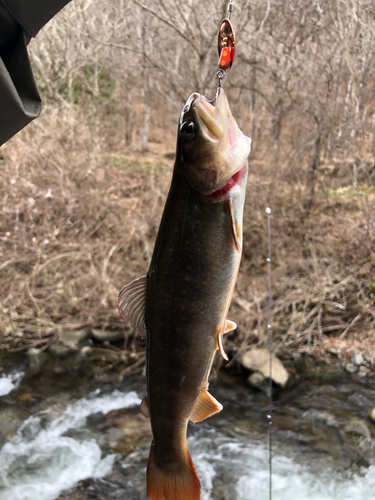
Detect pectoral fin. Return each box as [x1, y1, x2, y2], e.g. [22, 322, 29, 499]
[190, 390, 223, 423]
[217, 319, 237, 360]
[117, 275, 148, 338]
[228, 200, 241, 252]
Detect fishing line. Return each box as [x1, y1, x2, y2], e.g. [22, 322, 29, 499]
[211, 3, 274, 497]
[258, 178, 273, 500]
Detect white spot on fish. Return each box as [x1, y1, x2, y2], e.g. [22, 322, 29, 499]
[179, 376, 186, 387]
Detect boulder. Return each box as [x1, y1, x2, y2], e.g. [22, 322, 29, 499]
[49, 330, 92, 358]
[351, 349, 364, 366]
[345, 362, 358, 374]
[247, 371, 269, 392]
[368, 407, 375, 425]
[92, 329, 124, 342]
[62, 329, 92, 350]
[358, 365, 369, 377]
[241, 348, 289, 388]
[27, 348, 50, 372]
[48, 342, 71, 358]
[342, 418, 371, 439]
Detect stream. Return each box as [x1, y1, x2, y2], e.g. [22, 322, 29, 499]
[0, 355, 375, 500]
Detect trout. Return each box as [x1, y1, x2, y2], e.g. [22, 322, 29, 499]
[118, 89, 251, 500]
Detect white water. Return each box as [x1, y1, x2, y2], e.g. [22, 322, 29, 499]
[1, 373, 374, 500]
[0, 371, 24, 396]
[0, 388, 140, 500]
[190, 427, 375, 500]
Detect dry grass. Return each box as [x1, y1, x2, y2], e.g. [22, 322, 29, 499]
[1, 104, 375, 363]
[0, 105, 172, 351]
[231, 164, 375, 361]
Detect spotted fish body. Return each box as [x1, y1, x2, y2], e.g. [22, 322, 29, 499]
[118, 90, 251, 500]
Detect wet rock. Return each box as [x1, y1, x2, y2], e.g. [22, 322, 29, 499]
[247, 371, 269, 392]
[276, 429, 316, 444]
[302, 409, 339, 428]
[90, 348, 122, 364]
[345, 362, 358, 374]
[218, 370, 244, 387]
[48, 330, 92, 358]
[368, 407, 375, 425]
[62, 329, 92, 350]
[56, 477, 129, 500]
[351, 349, 364, 366]
[340, 418, 374, 466]
[48, 330, 93, 359]
[48, 342, 71, 358]
[72, 346, 93, 370]
[291, 352, 303, 363]
[53, 362, 69, 375]
[343, 418, 371, 439]
[241, 348, 289, 388]
[363, 354, 373, 369]
[105, 407, 151, 455]
[0, 407, 22, 437]
[27, 348, 50, 369]
[92, 329, 124, 342]
[358, 365, 369, 377]
[13, 390, 35, 402]
[0, 431, 7, 448]
[25, 348, 51, 378]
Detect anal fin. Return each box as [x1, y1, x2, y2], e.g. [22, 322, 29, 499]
[190, 390, 223, 423]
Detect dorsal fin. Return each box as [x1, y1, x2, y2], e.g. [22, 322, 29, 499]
[190, 390, 223, 423]
[117, 275, 148, 338]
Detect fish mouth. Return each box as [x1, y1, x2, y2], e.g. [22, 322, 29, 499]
[178, 90, 251, 195]
[194, 99, 223, 141]
[193, 90, 251, 195]
[193, 91, 234, 143]
[203, 164, 247, 200]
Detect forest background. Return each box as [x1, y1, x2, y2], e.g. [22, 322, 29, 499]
[1, 0, 375, 368]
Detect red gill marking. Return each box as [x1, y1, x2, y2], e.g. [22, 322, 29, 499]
[205, 164, 245, 200]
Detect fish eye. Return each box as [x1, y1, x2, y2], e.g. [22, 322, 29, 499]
[181, 121, 196, 140]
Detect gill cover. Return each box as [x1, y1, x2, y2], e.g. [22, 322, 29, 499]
[176, 89, 251, 195]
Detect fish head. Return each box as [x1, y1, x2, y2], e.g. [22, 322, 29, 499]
[175, 89, 251, 200]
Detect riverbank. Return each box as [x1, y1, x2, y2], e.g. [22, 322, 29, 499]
[1, 107, 375, 364]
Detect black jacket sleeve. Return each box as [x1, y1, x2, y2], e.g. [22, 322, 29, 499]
[0, 0, 72, 146]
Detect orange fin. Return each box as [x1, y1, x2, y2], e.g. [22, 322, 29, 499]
[147, 444, 201, 500]
[140, 396, 149, 418]
[190, 390, 223, 423]
[223, 319, 237, 334]
[228, 200, 241, 252]
[117, 275, 148, 338]
[217, 319, 237, 360]
[218, 334, 229, 361]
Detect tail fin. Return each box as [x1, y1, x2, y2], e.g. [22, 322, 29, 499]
[147, 444, 201, 500]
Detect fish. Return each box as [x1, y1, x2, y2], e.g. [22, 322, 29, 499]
[118, 89, 251, 500]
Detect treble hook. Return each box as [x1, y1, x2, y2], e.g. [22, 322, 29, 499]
[205, 12, 236, 104]
[205, 69, 226, 103]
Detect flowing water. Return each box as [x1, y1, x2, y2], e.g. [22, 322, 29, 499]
[0, 355, 375, 500]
